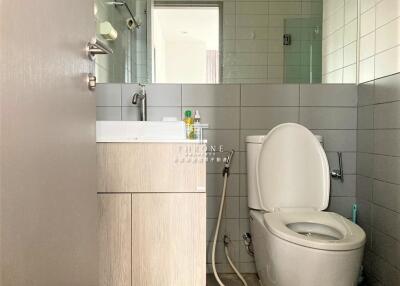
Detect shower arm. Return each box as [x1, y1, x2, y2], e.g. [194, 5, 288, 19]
[109, 1, 140, 29]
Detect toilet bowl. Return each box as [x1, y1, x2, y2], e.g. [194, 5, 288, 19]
[246, 123, 365, 286]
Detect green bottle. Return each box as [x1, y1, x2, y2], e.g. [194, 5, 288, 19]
[184, 110, 194, 139]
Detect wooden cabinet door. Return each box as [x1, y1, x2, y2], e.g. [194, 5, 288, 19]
[99, 194, 132, 286]
[131, 193, 206, 286]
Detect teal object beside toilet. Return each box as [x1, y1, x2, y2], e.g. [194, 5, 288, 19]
[352, 204, 358, 224]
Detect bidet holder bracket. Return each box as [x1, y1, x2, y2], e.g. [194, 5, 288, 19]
[330, 152, 344, 182]
[222, 150, 235, 177]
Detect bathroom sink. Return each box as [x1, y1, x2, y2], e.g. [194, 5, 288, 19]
[96, 121, 187, 142]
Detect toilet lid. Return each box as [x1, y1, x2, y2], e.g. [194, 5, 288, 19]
[256, 123, 330, 212]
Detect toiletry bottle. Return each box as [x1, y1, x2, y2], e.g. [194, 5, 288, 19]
[194, 110, 201, 139]
[184, 110, 194, 139]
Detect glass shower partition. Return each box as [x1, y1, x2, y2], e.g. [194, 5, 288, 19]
[283, 17, 323, 84]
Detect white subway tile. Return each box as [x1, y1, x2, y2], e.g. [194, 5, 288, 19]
[360, 32, 376, 60]
[359, 57, 375, 83]
[361, 0, 377, 14]
[323, 69, 344, 83]
[344, 42, 357, 66]
[375, 46, 400, 79]
[236, 27, 268, 40]
[325, 49, 344, 73]
[376, 0, 400, 28]
[236, 40, 268, 53]
[236, 2, 268, 15]
[360, 8, 376, 36]
[345, 0, 358, 24]
[269, 2, 302, 15]
[236, 15, 268, 27]
[376, 17, 400, 53]
[343, 64, 357, 83]
[323, 29, 344, 55]
[344, 19, 358, 45]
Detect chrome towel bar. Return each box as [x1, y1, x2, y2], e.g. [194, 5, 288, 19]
[87, 38, 113, 60]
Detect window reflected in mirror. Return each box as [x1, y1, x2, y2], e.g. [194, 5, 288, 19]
[153, 5, 221, 83]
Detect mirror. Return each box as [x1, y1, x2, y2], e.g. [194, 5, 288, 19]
[94, 0, 358, 84]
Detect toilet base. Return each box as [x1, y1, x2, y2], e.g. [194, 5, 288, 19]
[250, 210, 364, 286]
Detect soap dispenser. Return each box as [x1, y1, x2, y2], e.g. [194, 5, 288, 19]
[194, 110, 201, 139]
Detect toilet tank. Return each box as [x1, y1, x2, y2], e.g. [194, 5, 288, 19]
[246, 134, 324, 210]
[246, 135, 265, 210]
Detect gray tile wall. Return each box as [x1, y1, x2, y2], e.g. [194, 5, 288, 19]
[356, 72, 400, 285]
[96, 82, 358, 274]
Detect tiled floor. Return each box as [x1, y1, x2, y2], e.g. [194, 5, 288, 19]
[206, 274, 260, 286]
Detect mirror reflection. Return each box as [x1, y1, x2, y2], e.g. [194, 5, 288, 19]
[94, 0, 357, 84]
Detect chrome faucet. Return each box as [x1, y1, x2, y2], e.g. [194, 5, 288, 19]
[132, 84, 147, 121]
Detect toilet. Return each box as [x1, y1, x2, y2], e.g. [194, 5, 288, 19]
[246, 123, 365, 286]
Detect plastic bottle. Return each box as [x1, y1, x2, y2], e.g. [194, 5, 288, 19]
[184, 110, 194, 139]
[194, 110, 201, 139]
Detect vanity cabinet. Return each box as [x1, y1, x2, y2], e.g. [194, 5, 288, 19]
[98, 143, 206, 286]
[98, 194, 131, 286]
[131, 193, 205, 285]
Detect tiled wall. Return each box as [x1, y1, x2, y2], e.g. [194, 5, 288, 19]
[322, 0, 358, 83]
[359, 0, 400, 83]
[96, 82, 358, 273]
[356, 72, 400, 285]
[322, 0, 400, 84]
[220, 0, 323, 83]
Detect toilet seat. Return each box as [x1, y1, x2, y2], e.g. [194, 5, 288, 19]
[263, 210, 365, 251]
[255, 123, 330, 212]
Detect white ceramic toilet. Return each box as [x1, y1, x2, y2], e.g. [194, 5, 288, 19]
[246, 123, 365, 286]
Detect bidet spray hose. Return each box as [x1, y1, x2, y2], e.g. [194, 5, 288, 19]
[212, 150, 248, 286]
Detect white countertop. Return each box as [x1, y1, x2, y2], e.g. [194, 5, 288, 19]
[96, 121, 207, 143]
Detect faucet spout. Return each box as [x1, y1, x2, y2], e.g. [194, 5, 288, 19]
[131, 84, 147, 121]
[132, 93, 139, 104]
